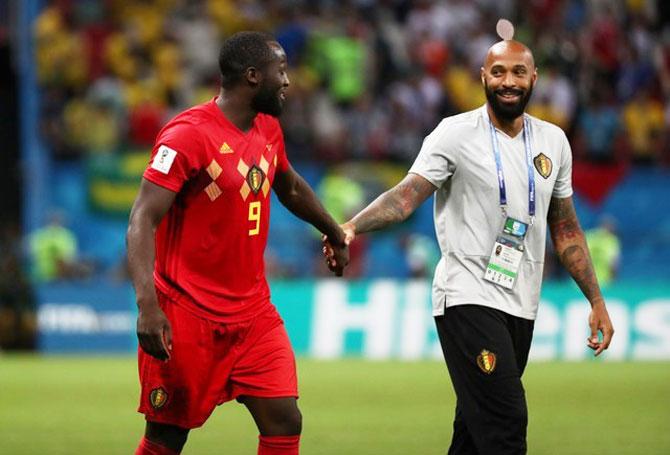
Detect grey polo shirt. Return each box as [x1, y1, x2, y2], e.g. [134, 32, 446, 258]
[409, 105, 573, 320]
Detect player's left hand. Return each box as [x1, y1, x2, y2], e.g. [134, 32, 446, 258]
[587, 300, 614, 356]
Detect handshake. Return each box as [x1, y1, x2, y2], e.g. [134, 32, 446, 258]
[321, 221, 356, 277]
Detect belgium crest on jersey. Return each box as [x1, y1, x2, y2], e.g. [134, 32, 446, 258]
[150, 387, 168, 409]
[476, 349, 497, 374]
[237, 157, 271, 200]
[246, 165, 266, 195]
[533, 153, 552, 179]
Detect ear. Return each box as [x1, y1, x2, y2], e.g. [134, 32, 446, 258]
[480, 67, 486, 86]
[244, 66, 262, 87]
[531, 67, 538, 85]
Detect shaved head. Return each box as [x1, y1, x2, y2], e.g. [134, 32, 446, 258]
[481, 40, 537, 122]
[484, 40, 535, 70]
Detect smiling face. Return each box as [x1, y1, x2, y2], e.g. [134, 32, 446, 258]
[481, 41, 537, 122]
[251, 41, 290, 117]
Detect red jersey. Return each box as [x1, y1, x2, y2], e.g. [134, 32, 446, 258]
[143, 97, 290, 322]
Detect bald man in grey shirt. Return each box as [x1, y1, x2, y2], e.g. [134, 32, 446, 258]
[325, 40, 614, 454]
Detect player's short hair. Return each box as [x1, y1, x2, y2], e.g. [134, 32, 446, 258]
[218, 31, 277, 89]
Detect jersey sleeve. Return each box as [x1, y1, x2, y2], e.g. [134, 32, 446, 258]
[275, 128, 290, 173]
[408, 119, 458, 188]
[143, 123, 204, 193]
[552, 131, 573, 198]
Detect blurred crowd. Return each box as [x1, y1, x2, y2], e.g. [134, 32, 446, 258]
[20, 0, 670, 288]
[35, 0, 670, 165]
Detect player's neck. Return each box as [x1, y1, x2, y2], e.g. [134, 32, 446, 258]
[487, 104, 524, 138]
[216, 90, 257, 132]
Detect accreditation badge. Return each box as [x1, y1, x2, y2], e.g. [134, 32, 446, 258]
[484, 217, 528, 289]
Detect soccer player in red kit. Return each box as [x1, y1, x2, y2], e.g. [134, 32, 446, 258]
[127, 31, 349, 455]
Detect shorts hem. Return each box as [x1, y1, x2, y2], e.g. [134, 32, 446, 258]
[141, 411, 207, 430]
[230, 389, 299, 402]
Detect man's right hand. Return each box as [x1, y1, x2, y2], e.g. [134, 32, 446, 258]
[137, 302, 173, 361]
[322, 222, 355, 276]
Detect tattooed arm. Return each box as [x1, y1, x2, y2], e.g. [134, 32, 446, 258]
[342, 173, 438, 238]
[547, 196, 614, 355]
[321, 173, 436, 275]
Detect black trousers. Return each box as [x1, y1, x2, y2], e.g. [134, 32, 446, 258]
[435, 305, 535, 455]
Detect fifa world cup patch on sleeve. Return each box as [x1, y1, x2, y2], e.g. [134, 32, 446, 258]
[476, 349, 497, 374]
[150, 387, 169, 409]
[151, 145, 178, 174]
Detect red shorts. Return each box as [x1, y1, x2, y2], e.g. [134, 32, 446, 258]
[137, 295, 298, 429]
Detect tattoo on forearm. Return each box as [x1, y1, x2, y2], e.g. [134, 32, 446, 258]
[551, 219, 579, 241]
[353, 176, 433, 234]
[548, 197, 580, 242]
[549, 197, 603, 302]
[561, 245, 599, 298]
[353, 188, 408, 233]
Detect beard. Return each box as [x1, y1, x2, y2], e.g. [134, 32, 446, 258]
[251, 83, 283, 117]
[484, 80, 534, 121]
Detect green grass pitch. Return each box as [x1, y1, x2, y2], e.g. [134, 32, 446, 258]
[1, 356, 668, 454]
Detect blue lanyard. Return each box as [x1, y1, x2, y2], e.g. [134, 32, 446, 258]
[487, 115, 536, 223]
